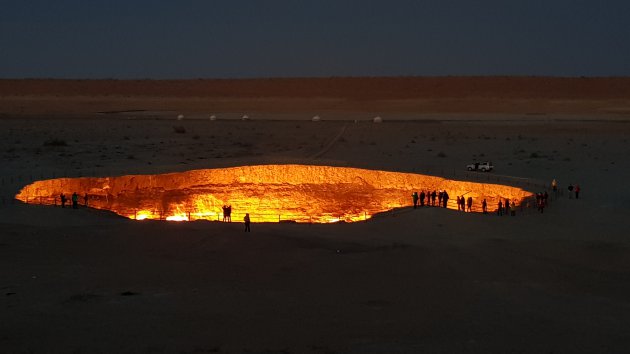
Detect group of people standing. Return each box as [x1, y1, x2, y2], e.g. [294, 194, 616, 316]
[222, 205, 232, 222]
[456, 196, 474, 212]
[411, 194, 520, 216]
[535, 191, 549, 213]
[553, 179, 582, 199]
[496, 198, 517, 216]
[59, 192, 88, 209]
[412, 190, 486, 213]
[412, 190, 449, 209]
[222, 204, 251, 232]
[567, 183, 581, 199]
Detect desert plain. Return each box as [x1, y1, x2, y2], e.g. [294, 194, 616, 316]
[1, 77, 630, 353]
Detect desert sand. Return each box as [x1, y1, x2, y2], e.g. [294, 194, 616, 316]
[1, 77, 630, 353]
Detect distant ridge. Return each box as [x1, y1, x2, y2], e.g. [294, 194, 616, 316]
[1, 77, 629, 100]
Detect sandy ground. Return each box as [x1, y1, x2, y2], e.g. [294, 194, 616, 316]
[1, 78, 630, 353]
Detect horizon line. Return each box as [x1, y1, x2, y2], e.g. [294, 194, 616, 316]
[2, 75, 630, 81]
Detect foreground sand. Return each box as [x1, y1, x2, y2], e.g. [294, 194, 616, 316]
[1, 80, 630, 353]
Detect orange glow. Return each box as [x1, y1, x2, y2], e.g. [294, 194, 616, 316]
[15, 164, 533, 223]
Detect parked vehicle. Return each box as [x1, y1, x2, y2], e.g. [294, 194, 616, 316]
[467, 161, 494, 172]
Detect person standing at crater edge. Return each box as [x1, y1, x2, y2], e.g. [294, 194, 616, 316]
[222, 205, 228, 222]
[244, 213, 251, 232]
[575, 184, 580, 199]
[412, 191, 418, 209]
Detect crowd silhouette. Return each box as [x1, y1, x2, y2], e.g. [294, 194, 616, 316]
[409, 187, 560, 217]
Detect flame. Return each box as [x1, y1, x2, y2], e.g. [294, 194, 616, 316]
[15, 164, 533, 223]
[165, 214, 189, 222]
[134, 210, 153, 220]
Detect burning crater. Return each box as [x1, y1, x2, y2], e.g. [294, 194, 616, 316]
[16, 165, 532, 223]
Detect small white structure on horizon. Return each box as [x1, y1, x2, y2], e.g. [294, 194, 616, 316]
[209, 115, 217, 121]
[312, 115, 321, 122]
[373, 116, 383, 123]
[242, 114, 250, 120]
[177, 114, 185, 121]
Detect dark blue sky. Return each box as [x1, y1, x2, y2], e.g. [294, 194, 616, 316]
[1, 0, 629, 78]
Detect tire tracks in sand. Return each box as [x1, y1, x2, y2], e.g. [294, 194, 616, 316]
[309, 123, 348, 160]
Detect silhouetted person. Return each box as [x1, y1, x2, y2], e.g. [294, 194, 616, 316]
[419, 191, 425, 207]
[442, 191, 449, 208]
[226, 205, 232, 222]
[83, 193, 88, 207]
[467, 197, 473, 212]
[72, 192, 79, 209]
[460, 196, 465, 211]
[568, 184, 574, 199]
[438, 191, 443, 207]
[575, 184, 580, 199]
[498, 200, 503, 216]
[222, 205, 228, 222]
[60, 193, 67, 208]
[538, 197, 545, 213]
[504, 199, 510, 216]
[482, 199, 487, 214]
[412, 191, 418, 209]
[244, 213, 251, 232]
[456, 196, 461, 211]
[510, 202, 516, 216]
[431, 190, 437, 206]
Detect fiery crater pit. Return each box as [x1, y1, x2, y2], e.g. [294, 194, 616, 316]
[16, 165, 532, 223]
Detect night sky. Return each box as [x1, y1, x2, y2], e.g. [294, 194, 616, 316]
[1, 0, 629, 78]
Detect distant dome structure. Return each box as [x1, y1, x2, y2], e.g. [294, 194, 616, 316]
[312, 115, 321, 122]
[177, 114, 184, 121]
[242, 114, 249, 120]
[373, 116, 383, 123]
[209, 115, 217, 121]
